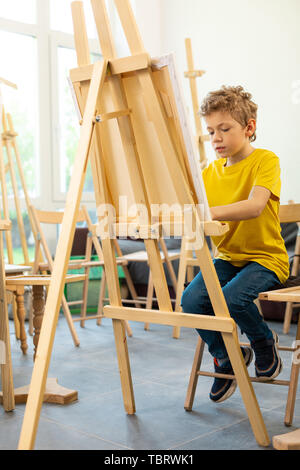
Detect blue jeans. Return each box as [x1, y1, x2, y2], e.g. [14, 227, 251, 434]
[181, 259, 281, 360]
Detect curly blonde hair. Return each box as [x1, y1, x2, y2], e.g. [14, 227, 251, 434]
[200, 86, 258, 142]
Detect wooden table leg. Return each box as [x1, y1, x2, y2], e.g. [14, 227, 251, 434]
[15, 287, 28, 355]
[32, 285, 44, 361]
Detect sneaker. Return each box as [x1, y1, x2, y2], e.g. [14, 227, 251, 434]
[209, 346, 253, 403]
[252, 331, 282, 381]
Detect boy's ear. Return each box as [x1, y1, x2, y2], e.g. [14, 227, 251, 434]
[246, 119, 256, 137]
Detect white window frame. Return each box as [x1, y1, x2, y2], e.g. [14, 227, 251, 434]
[50, 32, 100, 202]
[0, 12, 43, 210]
[0, 0, 102, 210]
[0, 0, 136, 210]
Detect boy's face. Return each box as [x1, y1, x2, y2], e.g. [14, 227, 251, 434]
[205, 111, 255, 158]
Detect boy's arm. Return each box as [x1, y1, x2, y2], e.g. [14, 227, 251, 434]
[210, 186, 271, 221]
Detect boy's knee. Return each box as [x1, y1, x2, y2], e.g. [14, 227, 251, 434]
[181, 285, 210, 315]
[181, 288, 193, 313]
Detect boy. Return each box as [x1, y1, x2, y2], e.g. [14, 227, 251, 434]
[181, 85, 289, 403]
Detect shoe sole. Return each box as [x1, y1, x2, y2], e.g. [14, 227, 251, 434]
[213, 380, 237, 403]
[256, 331, 283, 382]
[213, 347, 253, 403]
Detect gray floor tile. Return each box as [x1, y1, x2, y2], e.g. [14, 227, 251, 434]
[0, 317, 299, 451]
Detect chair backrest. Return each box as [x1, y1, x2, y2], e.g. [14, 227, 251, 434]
[279, 203, 300, 278]
[30, 205, 89, 271]
[279, 203, 300, 224]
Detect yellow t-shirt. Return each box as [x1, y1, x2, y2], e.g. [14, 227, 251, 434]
[202, 148, 289, 284]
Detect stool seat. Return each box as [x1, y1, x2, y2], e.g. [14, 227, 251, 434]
[5, 265, 32, 275]
[6, 274, 86, 287]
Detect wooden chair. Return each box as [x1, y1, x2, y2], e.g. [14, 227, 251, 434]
[280, 202, 300, 334]
[184, 203, 300, 428]
[273, 428, 300, 450]
[28, 205, 93, 346]
[5, 274, 85, 357]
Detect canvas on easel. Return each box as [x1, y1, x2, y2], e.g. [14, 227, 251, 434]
[18, 0, 270, 450]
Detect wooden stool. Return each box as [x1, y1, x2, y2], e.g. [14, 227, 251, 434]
[273, 429, 300, 450]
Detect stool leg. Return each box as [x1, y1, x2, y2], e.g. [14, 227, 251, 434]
[283, 302, 294, 335]
[284, 362, 300, 426]
[284, 318, 300, 426]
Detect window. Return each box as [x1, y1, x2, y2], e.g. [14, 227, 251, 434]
[0, 0, 136, 262]
[0, 3, 39, 263]
[0, 30, 39, 198]
[50, 0, 97, 38]
[50, 32, 101, 201]
[55, 45, 99, 196]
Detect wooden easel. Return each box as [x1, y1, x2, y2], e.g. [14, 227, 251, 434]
[0, 79, 17, 267]
[0, 217, 15, 412]
[1, 110, 32, 265]
[184, 38, 208, 170]
[18, 0, 270, 450]
[0, 79, 22, 339]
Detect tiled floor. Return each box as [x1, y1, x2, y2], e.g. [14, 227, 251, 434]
[1, 315, 300, 450]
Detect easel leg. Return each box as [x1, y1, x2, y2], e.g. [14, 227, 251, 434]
[223, 331, 270, 447]
[173, 237, 187, 339]
[18, 60, 108, 450]
[112, 318, 135, 414]
[144, 270, 154, 331]
[192, 244, 269, 447]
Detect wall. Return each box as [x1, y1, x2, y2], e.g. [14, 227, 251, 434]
[158, 0, 300, 203]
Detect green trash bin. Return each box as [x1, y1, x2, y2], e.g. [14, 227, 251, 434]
[64, 255, 125, 313]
